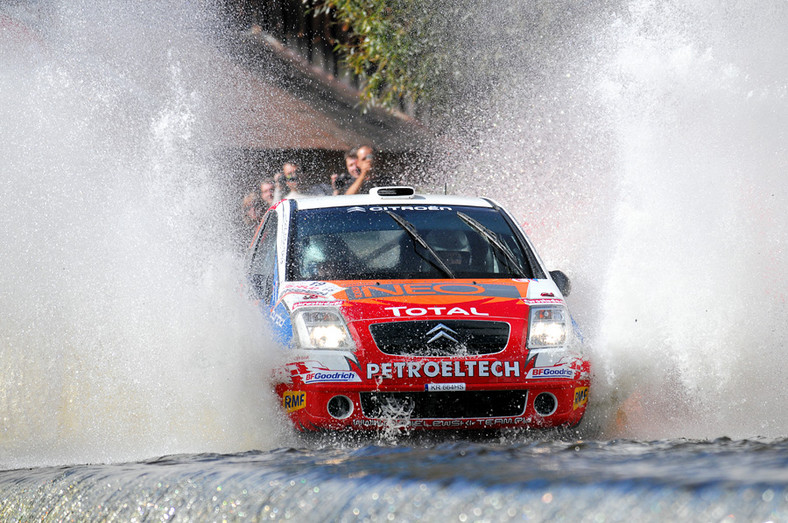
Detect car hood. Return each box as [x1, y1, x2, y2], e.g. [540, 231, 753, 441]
[279, 279, 564, 323]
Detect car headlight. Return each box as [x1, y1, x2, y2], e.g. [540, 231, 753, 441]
[292, 308, 355, 350]
[527, 305, 568, 348]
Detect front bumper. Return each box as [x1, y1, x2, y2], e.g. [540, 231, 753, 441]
[275, 379, 589, 432]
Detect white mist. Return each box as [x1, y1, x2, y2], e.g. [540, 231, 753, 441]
[0, 1, 285, 469]
[442, 0, 787, 439]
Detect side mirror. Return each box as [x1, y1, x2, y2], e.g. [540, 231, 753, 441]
[549, 270, 571, 297]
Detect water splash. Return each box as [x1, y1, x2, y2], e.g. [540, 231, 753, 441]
[0, 1, 287, 469]
[590, 1, 787, 439]
[1, 0, 785, 470]
[438, 0, 787, 438]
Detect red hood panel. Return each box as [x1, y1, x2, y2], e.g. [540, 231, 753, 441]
[330, 279, 531, 322]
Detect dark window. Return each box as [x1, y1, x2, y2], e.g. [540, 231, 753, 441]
[249, 212, 279, 301]
[288, 206, 539, 281]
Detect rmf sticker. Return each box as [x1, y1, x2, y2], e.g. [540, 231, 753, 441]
[283, 391, 306, 413]
[573, 387, 589, 410]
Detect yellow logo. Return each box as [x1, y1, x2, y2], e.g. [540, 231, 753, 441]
[283, 391, 306, 413]
[573, 387, 589, 410]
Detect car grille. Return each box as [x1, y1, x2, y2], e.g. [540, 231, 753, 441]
[359, 390, 527, 419]
[368, 320, 511, 356]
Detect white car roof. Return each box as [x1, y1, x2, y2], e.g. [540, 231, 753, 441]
[290, 186, 496, 210]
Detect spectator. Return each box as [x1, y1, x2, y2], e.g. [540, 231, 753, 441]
[273, 161, 303, 200]
[241, 191, 264, 232]
[331, 147, 359, 195]
[344, 145, 376, 195]
[259, 178, 275, 208]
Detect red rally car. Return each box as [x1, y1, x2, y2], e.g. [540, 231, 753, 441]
[246, 186, 590, 433]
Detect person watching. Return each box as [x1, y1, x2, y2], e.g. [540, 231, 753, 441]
[259, 178, 275, 208]
[344, 145, 375, 195]
[241, 191, 264, 235]
[331, 147, 359, 195]
[273, 162, 303, 200]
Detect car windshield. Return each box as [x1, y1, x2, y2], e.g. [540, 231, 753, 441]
[288, 205, 541, 281]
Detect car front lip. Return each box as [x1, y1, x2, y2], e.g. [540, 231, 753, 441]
[276, 374, 589, 432]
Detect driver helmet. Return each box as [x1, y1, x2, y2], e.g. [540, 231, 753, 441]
[427, 230, 471, 268]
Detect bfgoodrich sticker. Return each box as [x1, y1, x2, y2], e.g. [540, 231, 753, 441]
[304, 371, 361, 384]
[527, 367, 575, 379]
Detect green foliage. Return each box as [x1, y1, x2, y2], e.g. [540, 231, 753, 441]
[311, 0, 621, 121]
[312, 0, 455, 110]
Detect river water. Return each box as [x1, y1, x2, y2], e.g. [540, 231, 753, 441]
[5, 438, 788, 521]
[1, 0, 786, 520]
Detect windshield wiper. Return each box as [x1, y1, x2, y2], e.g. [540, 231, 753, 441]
[385, 211, 456, 279]
[456, 211, 528, 277]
